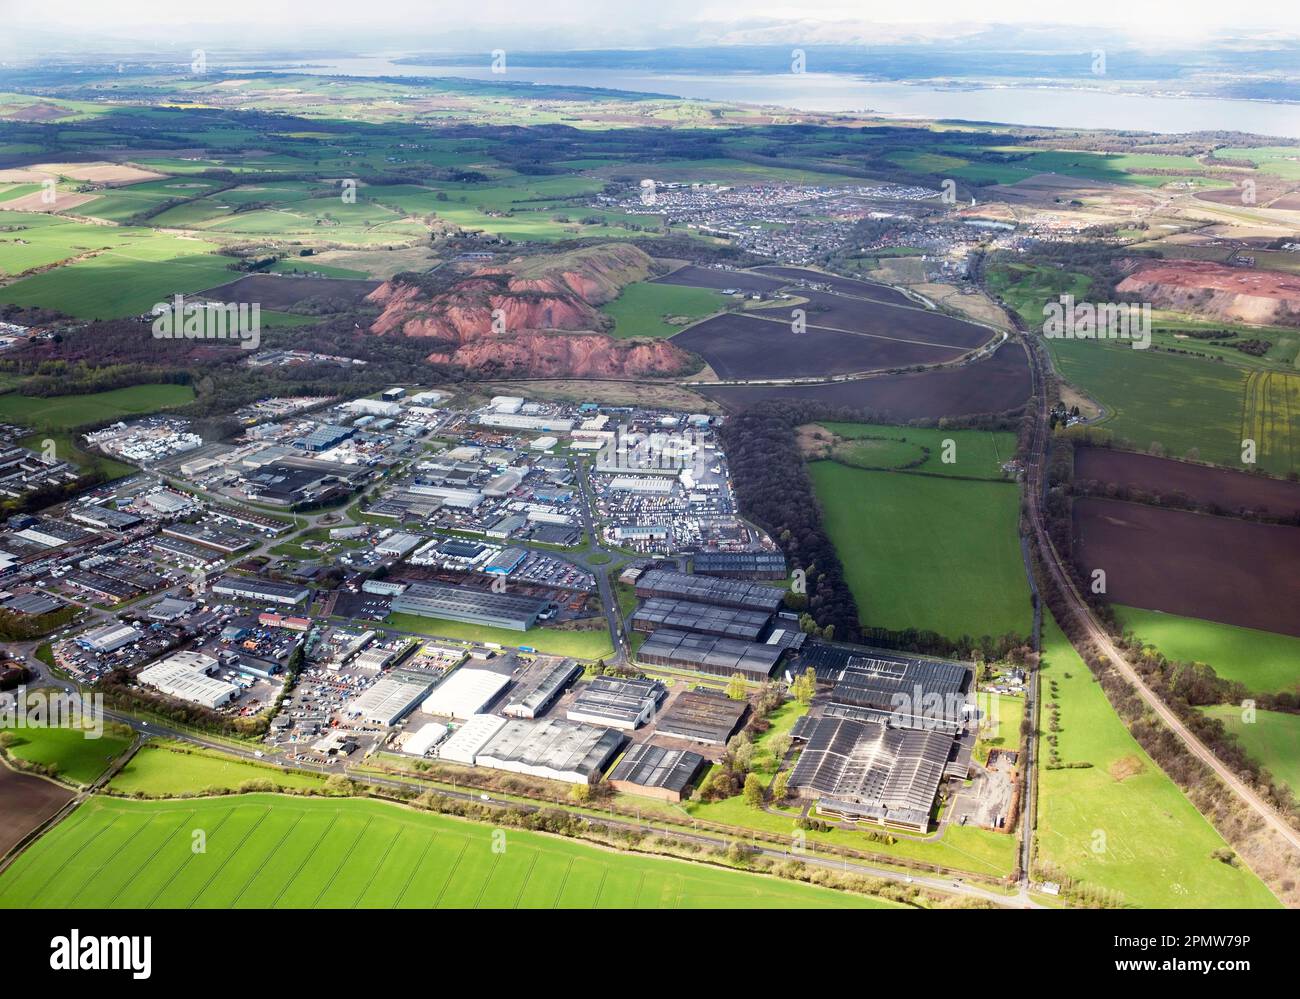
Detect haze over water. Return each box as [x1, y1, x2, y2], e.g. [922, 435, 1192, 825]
[245, 57, 1300, 139]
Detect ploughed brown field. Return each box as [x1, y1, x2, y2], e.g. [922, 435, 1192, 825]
[652, 264, 784, 296]
[1073, 497, 1300, 637]
[752, 265, 915, 307]
[674, 312, 964, 379]
[0, 765, 73, 859]
[698, 340, 1031, 418]
[1075, 448, 1300, 519]
[200, 274, 381, 310]
[796, 290, 992, 349]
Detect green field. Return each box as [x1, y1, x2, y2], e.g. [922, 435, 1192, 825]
[1034, 615, 1278, 908]
[809, 461, 1032, 640]
[975, 693, 1025, 765]
[107, 741, 327, 796]
[386, 612, 614, 660]
[818, 422, 1015, 479]
[991, 259, 1300, 475]
[1048, 338, 1260, 469]
[1, 724, 132, 786]
[0, 383, 195, 432]
[1115, 606, 1300, 695]
[0, 232, 232, 319]
[0, 794, 899, 908]
[1201, 705, 1300, 797]
[601, 281, 731, 338]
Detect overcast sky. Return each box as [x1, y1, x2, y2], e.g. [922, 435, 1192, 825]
[5, 0, 1300, 54]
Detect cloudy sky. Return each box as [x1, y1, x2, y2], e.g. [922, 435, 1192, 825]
[5, 0, 1299, 56]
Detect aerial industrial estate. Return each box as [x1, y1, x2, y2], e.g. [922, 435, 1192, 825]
[0, 6, 1297, 944]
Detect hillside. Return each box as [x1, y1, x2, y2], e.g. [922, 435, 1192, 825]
[366, 243, 694, 377]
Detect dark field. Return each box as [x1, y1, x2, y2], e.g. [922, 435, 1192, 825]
[201, 274, 381, 309]
[798, 290, 992, 349]
[1073, 497, 1300, 637]
[675, 313, 963, 378]
[753, 264, 915, 307]
[699, 341, 1031, 418]
[1075, 448, 1300, 518]
[0, 765, 73, 859]
[652, 264, 784, 295]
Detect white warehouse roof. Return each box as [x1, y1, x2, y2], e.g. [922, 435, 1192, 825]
[421, 668, 511, 720]
[439, 713, 507, 765]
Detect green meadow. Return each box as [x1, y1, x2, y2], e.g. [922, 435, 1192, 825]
[602, 281, 731, 338]
[818, 421, 1016, 479]
[809, 461, 1032, 640]
[107, 742, 327, 796]
[1034, 616, 1279, 908]
[0, 794, 898, 909]
[0, 232, 232, 319]
[0, 724, 133, 786]
[1116, 606, 1300, 695]
[0, 383, 195, 432]
[1200, 705, 1300, 797]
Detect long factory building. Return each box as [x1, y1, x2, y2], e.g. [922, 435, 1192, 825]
[634, 568, 785, 614]
[389, 582, 549, 631]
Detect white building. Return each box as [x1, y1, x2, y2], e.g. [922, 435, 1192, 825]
[421, 668, 511, 720]
[345, 673, 435, 726]
[403, 722, 449, 756]
[138, 651, 240, 710]
[438, 713, 508, 765]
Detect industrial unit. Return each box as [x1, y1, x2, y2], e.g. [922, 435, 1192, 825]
[345, 672, 435, 726]
[137, 651, 240, 710]
[503, 659, 582, 718]
[420, 667, 512, 719]
[389, 582, 548, 631]
[607, 742, 706, 802]
[786, 716, 965, 833]
[474, 718, 624, 785]
[631, 598, 772, 641]
[634, 568, 785, 613]
[691, 551, 788, 580]
[636, 628, 785, 682]
[566, 675, 665, 731]
[212, 576, 310, 607]
[654, 690, 748, 746]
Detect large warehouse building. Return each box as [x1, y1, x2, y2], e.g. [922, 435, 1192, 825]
[212, 576, 310, 607]
[655, 690, 748, 746]
[826, 655, 972, 734]
[345, 671, 435, 726]
[634, 569, 785, 613]
[474, 718, 625, 785]
[690, 551, 788, 580]
[77, 622, 142, 654]
[607, 742, 706, 802]
[631, 598, 772, 641]
[566, 675, 664, 731]
[137, 651, 240, 710]
[389, 582, 549, 631]
[420, 667, 512, 720]
[503, 659, 582, 719]
[438, 713, 507, 765]
[637, 628, 784, 682]
[786, 716, 963, 833]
